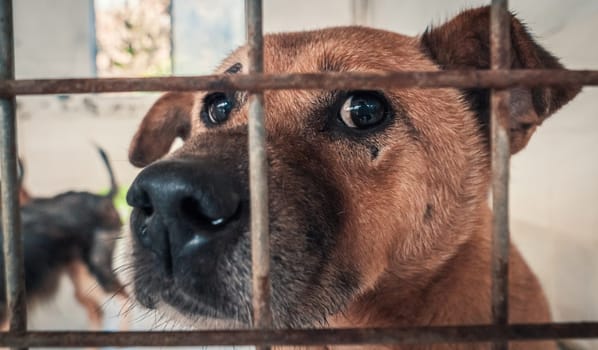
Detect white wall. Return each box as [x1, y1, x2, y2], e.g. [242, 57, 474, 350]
[172, 0, 245, 75]
[13, 0, 95, 79]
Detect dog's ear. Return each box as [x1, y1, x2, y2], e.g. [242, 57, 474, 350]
[129, 92, 195, 167]
[421, 6, 581, 154]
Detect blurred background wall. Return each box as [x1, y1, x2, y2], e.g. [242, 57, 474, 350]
[8, 0, 598, 349]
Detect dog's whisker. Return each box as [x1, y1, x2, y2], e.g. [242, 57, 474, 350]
[131, 308, 154, 324]
[112, 264, 136, 274]
[117, 298, 138, 318]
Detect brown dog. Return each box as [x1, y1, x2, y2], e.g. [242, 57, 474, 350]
[125, 7, 580, 350]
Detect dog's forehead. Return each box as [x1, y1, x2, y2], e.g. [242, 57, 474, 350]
[184, 27, 440, 137]
[217, 26, 432, 74]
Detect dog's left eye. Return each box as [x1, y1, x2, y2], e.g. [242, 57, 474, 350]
[339, 91, 388, 129]
[203, 93, 233, 125]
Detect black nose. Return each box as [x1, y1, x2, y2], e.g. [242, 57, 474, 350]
[126, 159, 242, 270]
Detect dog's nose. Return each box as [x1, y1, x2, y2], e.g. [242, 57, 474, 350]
[126, 159, 241, 267]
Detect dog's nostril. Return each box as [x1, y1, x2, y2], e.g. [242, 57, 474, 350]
[179, 195, 239, 229]
[180, 196, 200, 221]
[126, 183, 154, 215]
[141, 204, 154, 216]
[180, 196, 218, 227]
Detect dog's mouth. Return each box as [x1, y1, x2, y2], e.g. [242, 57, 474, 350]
[132, 261, 251, 326]
[156, 282, 242, 323]
[129, 203, 253, 324]
[129, 212, 357, 328]
[133, 266, 250, 329]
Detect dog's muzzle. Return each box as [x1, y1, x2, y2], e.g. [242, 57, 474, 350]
[126, 158, 245, 277]
[124, 135, 350, 326]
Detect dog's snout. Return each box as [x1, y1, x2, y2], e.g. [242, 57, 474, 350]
[126, 159, 242, 271]
[127, 161, 240, 225]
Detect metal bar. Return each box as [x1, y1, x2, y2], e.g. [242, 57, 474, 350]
[490, 1, 511, 350]
[351, 0, 371, 25]
[246, 0, 273, 336]
[0, 69, 596, 95]
[0, 323, 597, 348]
[0, 2, 27, 349]
[167, 0, 174, 74]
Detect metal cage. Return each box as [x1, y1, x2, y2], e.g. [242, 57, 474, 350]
[1, 0, 597, 349]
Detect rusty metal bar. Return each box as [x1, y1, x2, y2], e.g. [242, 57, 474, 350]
[351, 0, 371, 25]
[490, 1, 511, 350]
[0, 69, 596, 96]
[0, 2, 27, 349]
[0, 323, 597, 348]
[246, 0, 273, 335]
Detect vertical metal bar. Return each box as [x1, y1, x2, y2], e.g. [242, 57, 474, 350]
[0, 0, 27, 348]
[88, 0, 98, 76]
[245, 0, 272, 339]
[351, 0, 370, 26]
[167, 0, 175, 74]
[490, 1, 511, 350]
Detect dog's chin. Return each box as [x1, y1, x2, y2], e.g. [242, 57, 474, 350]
[153, 301, 248, 330]
[135, 285, 250, 329]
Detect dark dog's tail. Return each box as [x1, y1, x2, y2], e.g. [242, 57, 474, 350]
[16, 158, 31, 205]
[17, 158, 24, 186]
[96, 146, 118, 198]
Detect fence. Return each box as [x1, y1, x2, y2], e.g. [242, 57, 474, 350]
[1, 0, 598, 349]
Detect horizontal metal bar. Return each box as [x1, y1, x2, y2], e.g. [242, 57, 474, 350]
[0, 69, 596, 95]
[0, 323, 597, 348]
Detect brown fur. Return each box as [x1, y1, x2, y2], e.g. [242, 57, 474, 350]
[126, 7, 580, 350]
[129, 92, 195, 167]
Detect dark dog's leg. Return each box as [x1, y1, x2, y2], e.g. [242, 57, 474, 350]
[67, 261, 104, 330]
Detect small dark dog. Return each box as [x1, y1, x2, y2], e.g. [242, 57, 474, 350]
[0, 147, 126, 330]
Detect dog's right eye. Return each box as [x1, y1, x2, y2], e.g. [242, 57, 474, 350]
[202, 93, 233, 125]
